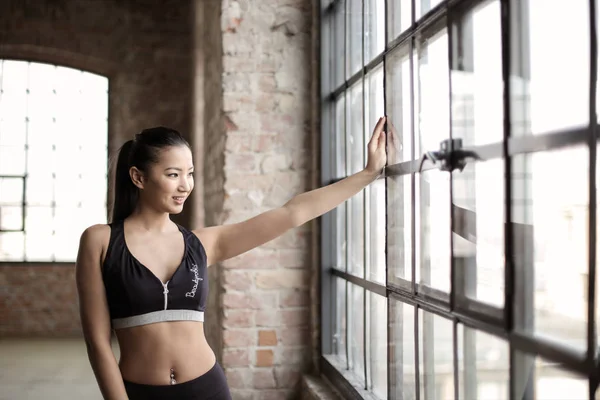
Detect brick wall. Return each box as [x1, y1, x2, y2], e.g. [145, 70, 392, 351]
[0, 0, 194, 336]
[214, 1, 317, 398]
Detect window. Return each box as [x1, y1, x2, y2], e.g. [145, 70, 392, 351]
[320, 0, 600, 398]
[0, 60, 108, 262]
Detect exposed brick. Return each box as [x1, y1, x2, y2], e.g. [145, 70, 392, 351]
[224, 152, 257, 172]
[223, 329, 255, 347]
[256, 310, 282, 327]
[256, 349, 274, 367]
[280, 346, 310, 366]
[223, 270, 253, 291]
[223, 310, 255, 329]
[275, 366, 302, 388]
[224, 368, 249, 389]
[222, 349, 250, 368]
[280, 308, 309, 327]
[222, 249, 280, 269]
[253, 368, 276, 389]
[280, 289, 310, 307]
[222, 291, 278, 310]
[255, 270, 307, 289]
[260, 154, 292, 173]
[258, 330, 278, 346]
[280, 327, 310, 346]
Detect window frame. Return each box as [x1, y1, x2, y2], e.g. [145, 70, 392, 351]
[0, 59, 110, 264]
[319, 0, 600, 398]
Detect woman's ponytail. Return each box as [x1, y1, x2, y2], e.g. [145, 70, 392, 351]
[111, 140, 137, 222]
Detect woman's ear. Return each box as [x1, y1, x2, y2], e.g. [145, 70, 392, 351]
[129, 166, 145, 189]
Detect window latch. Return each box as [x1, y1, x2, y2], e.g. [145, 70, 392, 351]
[418, 138, 480, 173]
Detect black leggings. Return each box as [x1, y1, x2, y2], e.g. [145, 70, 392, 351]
[123, 362, 232, 400]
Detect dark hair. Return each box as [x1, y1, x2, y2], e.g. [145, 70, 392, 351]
[111, 127, 191, 222]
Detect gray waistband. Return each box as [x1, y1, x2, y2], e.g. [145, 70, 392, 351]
[112, 310, 205, 330]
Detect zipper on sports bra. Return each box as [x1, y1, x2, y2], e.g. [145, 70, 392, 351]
[162, 281, 169, 310]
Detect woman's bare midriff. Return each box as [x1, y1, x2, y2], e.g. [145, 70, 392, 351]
[115, 320, 215, 385]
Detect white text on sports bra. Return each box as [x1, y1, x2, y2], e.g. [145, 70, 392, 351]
[185, 264, 203, 298]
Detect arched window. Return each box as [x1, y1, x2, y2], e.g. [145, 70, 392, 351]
[0, 60, 108, 262]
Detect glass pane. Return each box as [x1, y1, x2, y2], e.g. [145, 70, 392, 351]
[347, 81, 364, 175]
[28, 120, 56, 147]
[512, 351, 589, 400]
[0, 231, 24, 261]
[365, 66, 384, 160]
[387, 0, 412, 40]
[53, 231, 79, 261]
[364, 0, 385, 64]
[54, 175, 82, 207]
[386, 46, 413, 164]
[457, 325, 509, 400]
[334, 1, 346, 88]
[81, 119, 108, 149]
[347, 82, 364, 278]
[0, 206, 23, 230]
[417, 168, 450, 294]
[335, 96, 346, 179]
[416, 28, 450, 295]
[512, 145, 588, 350]
[417, 28, 449, 155]
[367, 179, 386, 283]
[390, 300, 416, 400]
[80, 72, 109, 121]
[366, 66, 385, 284]
[346, 0, 363, 77]
[55, 146, 83, 176]
[348, 192, 364, 277]
[416, 0, 443, 20]
[26, 175, 54, 206]
[0, 119, 27, 146]
[25, 206, 54, 233]
[0, 145, 26, 176]
[335, 97, 347, 271]
[1, 60, 29, 92]
[419, 310, 454, 399]
[453, 159, 504, 307]
[333, 277, 347, 362]
[78, 205, 108, 229]
[25, 232, 54, 261]
[0, 178, 23, 205]
[80, 174, 108, 206]
[451, 1, 502, 147]
[512, 0, 589, 135]
[54, 207, 86, 235]
[368, 292, 387, 398]
[28, 63, 57, 122]
[0, 61, 28, 123]
[348, 283, 365, 384]
[26, 145, 55, 177]
[387, 174, 412, 285]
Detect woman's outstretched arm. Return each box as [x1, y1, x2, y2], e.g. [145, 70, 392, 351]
[75, 225, 128, 400]
[195, 117, 387, 266]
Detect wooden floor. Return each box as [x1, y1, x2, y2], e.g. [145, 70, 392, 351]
[0, 337, 119, 400]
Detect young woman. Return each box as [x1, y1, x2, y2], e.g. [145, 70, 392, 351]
[75, 117, 387, 400]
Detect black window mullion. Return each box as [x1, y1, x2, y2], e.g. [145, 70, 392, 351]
[587, 0, 598, 376]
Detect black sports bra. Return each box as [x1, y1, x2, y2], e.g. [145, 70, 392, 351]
[102, 220, 208, 330]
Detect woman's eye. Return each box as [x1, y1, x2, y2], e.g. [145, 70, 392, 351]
[168, 173, 178, 178]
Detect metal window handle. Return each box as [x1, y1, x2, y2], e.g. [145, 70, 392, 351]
[418, 138, 481, 173]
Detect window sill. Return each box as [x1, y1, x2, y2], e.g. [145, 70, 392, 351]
[301, 374, 343, 400]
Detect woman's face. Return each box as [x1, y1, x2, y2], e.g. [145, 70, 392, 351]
[136, 145, 195, 215]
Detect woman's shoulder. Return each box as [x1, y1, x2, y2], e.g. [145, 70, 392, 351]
[79, 224, 112, 258]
